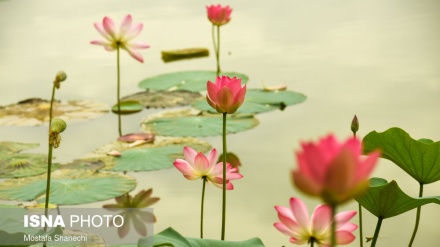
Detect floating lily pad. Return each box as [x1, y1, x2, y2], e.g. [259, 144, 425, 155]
[122, 90, 202, 109]
[192, 89, 307, 114]
[0, 142, 39, 155]
[59, 158, 105, 171]
[0, 170, 136, 205]
[161, 48, 209, 63]
[0, 98, 109, 126]
[138, 227, 265, 247]
[0, 142, 57, 178]
[0, 153, 59, 179]
[84, 136, 211, 172]
[356, 178, 440, 219]
[112, 100, 144, 115]
[141, 109, 259, 137]
[363, 127, 440, 184]
[138, 71, 249, 92]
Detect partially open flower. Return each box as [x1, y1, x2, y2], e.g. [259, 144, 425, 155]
[292, 134, 380, 204]
[173, 146, 243, 189]
[206, 76, 246, 114]
[91, 15, 150, 63]
[206, 4, 232, 26]
[274, 197, 357, 246]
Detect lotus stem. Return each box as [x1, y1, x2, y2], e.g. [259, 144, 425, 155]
[331, 204, 337, 247]
[212, 24, 221, 76]
[116, 47, 122, 137]
[221, 112, 227, 240]
[371, 217, 383, 247]
[358, 203, 364, 247]
[408, 183, 424, 247]
[200, 178, 207, 238]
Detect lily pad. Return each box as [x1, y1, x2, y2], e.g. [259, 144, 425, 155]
[355, 178, 440, 219]
[138, 227, 265, 247]
[0, 98, 109, 126]
[161, 48, 209, 63]
[0, 142, 39, 155]
[84, 136, 212, 172]
[122, 90, 202, 109]
[363, 127, 440, 184]
[138, 70, 249, 92]
[141, 109, 259, 137]
[112, 100, 144, 115]
[192, 89, 307, 114]
[0, 153, 59, 179]
[113, 145, 187, 172]
[0, 170, 136, 205]
[59, 158, 105, 171]
[0, 142, 57, 178]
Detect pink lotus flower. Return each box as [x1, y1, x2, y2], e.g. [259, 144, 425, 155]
[91, 15, 150, 63]
[274, 197, 357, 246]
[206, 76, 247, 114]
[292, 134, 380, 204]
[173, 146, 243, 189]
[206, 4, 232, 26]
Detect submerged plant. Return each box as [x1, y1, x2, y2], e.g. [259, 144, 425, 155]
[274, 197, 357, 247]
[173, 146, 242, 238]
[206, 4, 232, 75]
[103, 189, 159, 238]
[91, 14, 150, 136]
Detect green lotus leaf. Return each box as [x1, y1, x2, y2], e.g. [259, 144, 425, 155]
[112, 100, 144, 115]
[0, 153, 59, 178]
[0, 98, 108, 126]
[0, 142, 39, 155]
[192, 89, 307, 114]
[138, 70, 249, 92]
[138, 227, 265, 247]
[141, 111, 259, 137]
[59, 158, 105, 171]
[84, 136, 211, 172]
[356, 178, 440, 219]
[122, 90, 202, 109]
[113, 145, 188, 172]
[0, 170, 136, 205]
[363, 127, 440, 184]
[161, 48, 209, 63]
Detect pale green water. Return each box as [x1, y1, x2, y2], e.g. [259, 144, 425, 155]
[0, 0, 439, 246]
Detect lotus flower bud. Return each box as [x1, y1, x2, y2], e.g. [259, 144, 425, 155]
[49, 118, 67, 148]
[351, 115, 359, 135]
[54, 71, 67, 89]
[50, 118, 67, 134]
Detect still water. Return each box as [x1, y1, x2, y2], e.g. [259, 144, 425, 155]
[0, 0, 439, 246]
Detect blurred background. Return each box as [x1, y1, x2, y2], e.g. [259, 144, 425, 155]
[0, 0, 439, 246]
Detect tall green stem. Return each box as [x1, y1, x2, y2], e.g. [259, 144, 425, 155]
[116, 47, 122, 137]
[408, 183, 424, 247]
[44, 145, 54, 217]
[310, 239, 315, 247]
[221, 113, 227, 240]
[212, 24, 221, 76]
[200, 178, 206, 239]
[358, 203, 364, 247]
[331, 204, 337, 247]
[371, 217, 383, 247]
[48, 85, 56, 128]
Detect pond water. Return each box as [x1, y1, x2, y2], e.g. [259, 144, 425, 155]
[1, 0, 439, 246]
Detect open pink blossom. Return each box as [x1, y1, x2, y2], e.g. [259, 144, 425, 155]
[91, 15, 150, 63]
[206, 4, 232, 26]
[292, 134, 380, 204]
[173, 146, 243, 189]
[274, 197, 357, 246]
[206, 76, 246, 114]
